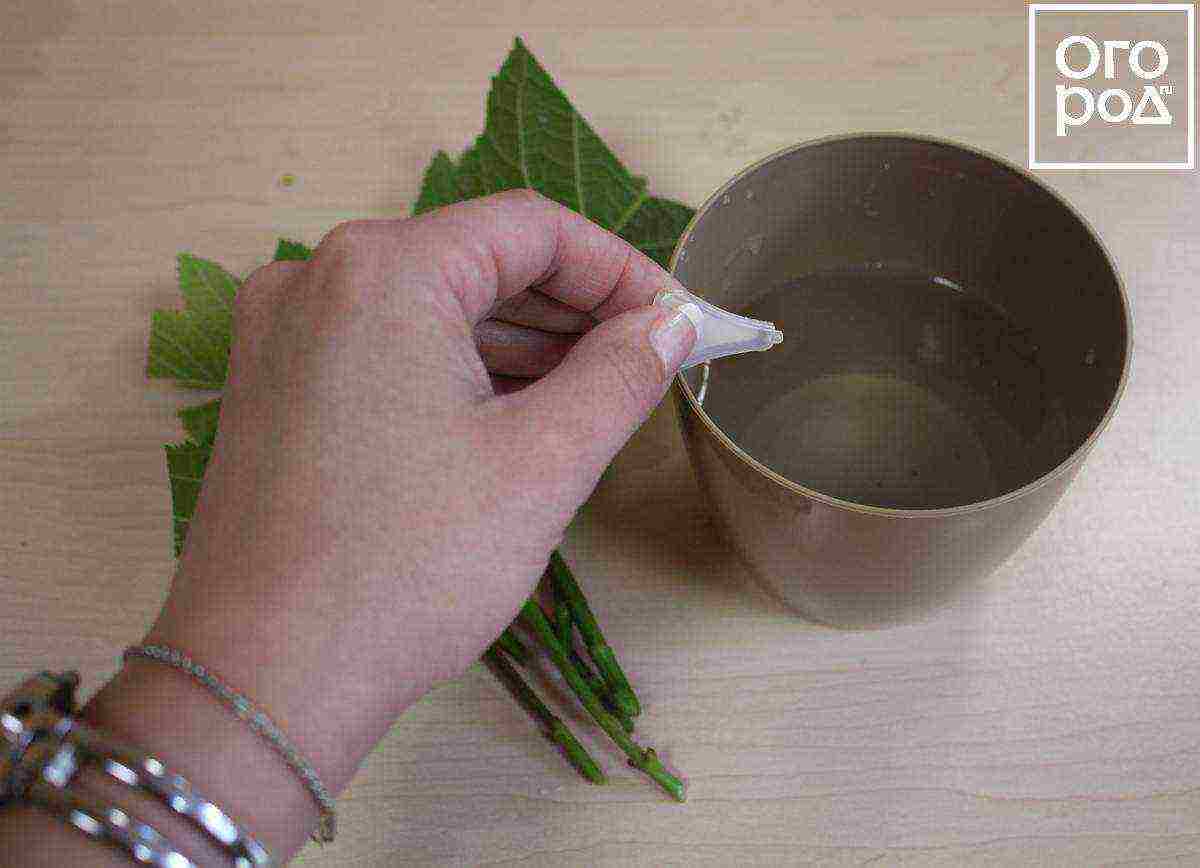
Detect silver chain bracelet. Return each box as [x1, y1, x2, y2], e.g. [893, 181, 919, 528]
[123, 645, 337, 844]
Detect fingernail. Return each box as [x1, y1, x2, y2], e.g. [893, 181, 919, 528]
[649, 306, 698, 377]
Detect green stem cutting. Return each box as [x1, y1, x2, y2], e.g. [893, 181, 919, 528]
[482, 644, 605, 784]
[549, 550, 641, 718]
[519, 601, 684, 801]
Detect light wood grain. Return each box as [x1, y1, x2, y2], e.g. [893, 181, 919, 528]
[3, 2, 1199, 865]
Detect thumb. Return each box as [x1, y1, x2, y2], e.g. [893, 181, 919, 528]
[504, 303, 697, 483]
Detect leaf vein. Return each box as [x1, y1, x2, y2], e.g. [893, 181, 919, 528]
[150, 322, 222, 385]
[182, 315, 229, 379]
[198, 265, 235, 317]
[480, 131, 523, 174]
[516, 46, 531, 186]
[570, 112, 585, 218]
[610, 186, 649, 237]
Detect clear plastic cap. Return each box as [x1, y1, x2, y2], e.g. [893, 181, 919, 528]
[654, 287, 783, 370]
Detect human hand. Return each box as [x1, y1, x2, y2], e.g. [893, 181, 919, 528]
[137, 188, 697, 806]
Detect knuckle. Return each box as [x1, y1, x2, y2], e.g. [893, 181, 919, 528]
[316, 218, 419, 267]
[606, 243, 638, 296]
[233, 261, 296, 315]
[318, 219, 365, 253]
[487, 188, 562, 221]
[495, 187, 546, 207]
[241, 259, 291, 286]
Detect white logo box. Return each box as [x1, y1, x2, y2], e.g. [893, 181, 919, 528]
[1028, 3, 1194, 170]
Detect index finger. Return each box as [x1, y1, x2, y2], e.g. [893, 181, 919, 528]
[410, 188, 686, 324]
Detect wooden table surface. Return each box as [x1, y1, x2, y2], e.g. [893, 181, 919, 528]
[3, 2, 1199, 865]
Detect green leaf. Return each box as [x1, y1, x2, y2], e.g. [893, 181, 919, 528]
[480, 38, 647, 230]
[146, 253, 240, 390]
[274, 238, 313, 261]
[178, 398, 221, 447]
[148, 254, 237, 552]
[165, 439, 212, 557]
[165, 397, 223, 555]
[615, 195, 695, 269]
[454, 141, 489, 202]
[415, 36, 694, 266]
[413, 151, 461, 216]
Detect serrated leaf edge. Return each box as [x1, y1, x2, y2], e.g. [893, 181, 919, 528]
[176, 253, 237, 379]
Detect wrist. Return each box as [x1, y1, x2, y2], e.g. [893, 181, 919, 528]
[140, 596, 422, 797]
[145, 543, 462, 789]
[79, 655, 322, 863]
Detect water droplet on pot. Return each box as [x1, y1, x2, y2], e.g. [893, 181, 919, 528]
[745, 189, 755, 200]
[1083, 347, 1097, 366]
[722, 194, 731, 205]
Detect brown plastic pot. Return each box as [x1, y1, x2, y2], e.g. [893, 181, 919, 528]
[669, 133, 1131, 628]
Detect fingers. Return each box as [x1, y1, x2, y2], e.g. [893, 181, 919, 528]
[498, 304, 697, 486]
[409, 188, 687, 325]
[488, 373, 536, 396]
[488, 290, 595, 334]
[478, 283, 595, 379]
[475, 320, 580, 378]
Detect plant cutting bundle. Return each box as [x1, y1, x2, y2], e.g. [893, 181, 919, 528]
[147, 37, 691, 799]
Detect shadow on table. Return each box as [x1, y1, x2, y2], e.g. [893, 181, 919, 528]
[583, 400, 798, 622]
